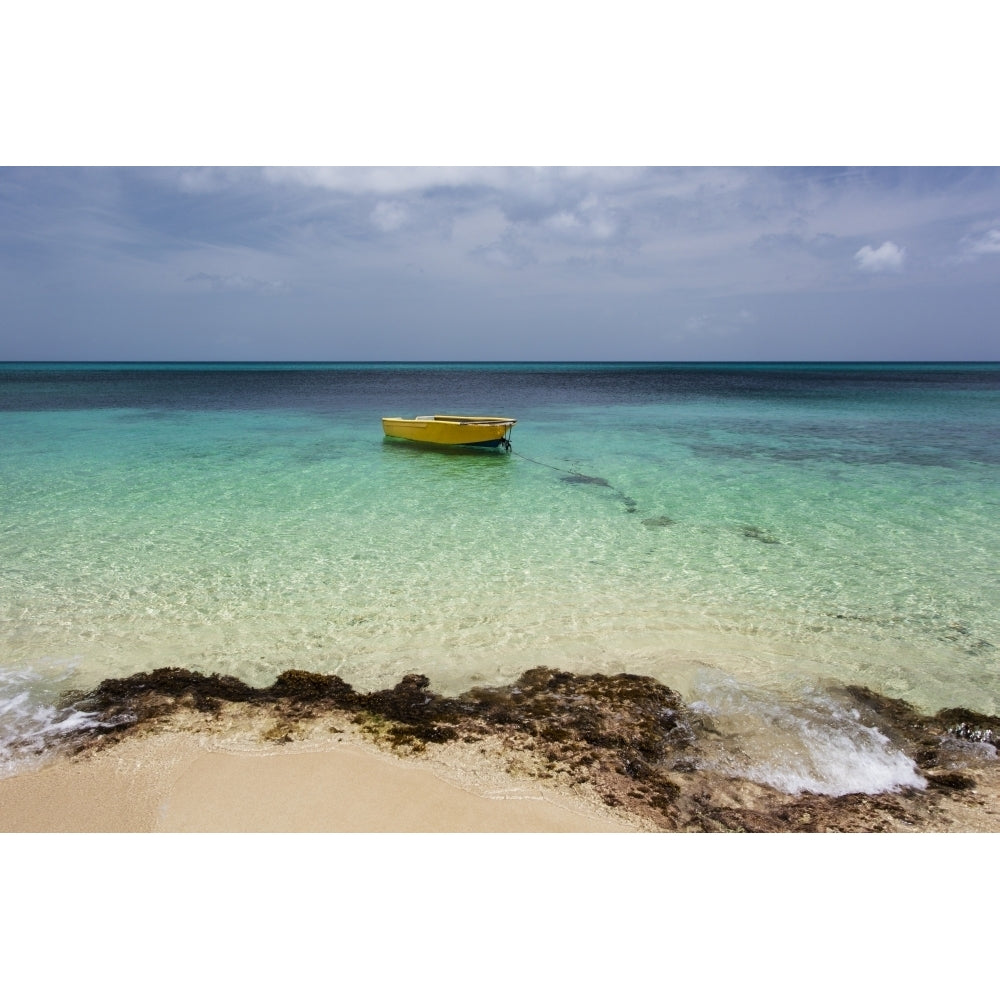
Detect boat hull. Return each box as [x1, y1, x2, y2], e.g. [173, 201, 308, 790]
[382, 415, 516, 448]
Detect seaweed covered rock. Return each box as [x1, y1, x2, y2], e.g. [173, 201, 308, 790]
[464, 667, 686, 759]
[935, 708, 1000, 750]
[454, 668, 691, 813]
[359, 674, 460, 746]
[267, 670, 359, 708]
[70, 667, 261, 721]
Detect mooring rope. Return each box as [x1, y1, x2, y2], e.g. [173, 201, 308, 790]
[509, 446, 638, 513]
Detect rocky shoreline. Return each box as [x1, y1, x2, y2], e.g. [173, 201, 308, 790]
[23, 667, 1000, 832]
[44, 665, 1000, 832]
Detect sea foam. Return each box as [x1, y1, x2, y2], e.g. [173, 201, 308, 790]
[688, 671, 928, 796]
[0, 662, 115, 776]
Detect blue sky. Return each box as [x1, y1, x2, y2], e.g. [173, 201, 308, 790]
[2, 166, 998, 361]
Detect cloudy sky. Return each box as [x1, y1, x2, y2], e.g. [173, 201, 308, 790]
[2, 165, 998, 361]
[2, 5, 998, 362]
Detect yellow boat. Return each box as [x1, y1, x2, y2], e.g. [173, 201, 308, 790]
[381, 414, 516, 449]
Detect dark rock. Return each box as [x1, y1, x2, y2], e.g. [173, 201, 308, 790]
[935, 708, 1000, 749]
[925, 771, 977, 790]
[267, 670, 359, 707]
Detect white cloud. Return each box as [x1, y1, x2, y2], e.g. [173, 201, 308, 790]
[260, 166, 646, 199]
[262, 166, 526, 195]
[545, 211, 581, 233]
[854, 240, 906, 273]
[185, 272, 285, 292]
[370, 201, 409, 232]
[470, 232, 536, 270]
[543, 205, 617, 242]
[961, 228, 1000, 256]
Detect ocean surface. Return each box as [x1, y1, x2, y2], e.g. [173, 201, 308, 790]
[2, 362, 998, 794]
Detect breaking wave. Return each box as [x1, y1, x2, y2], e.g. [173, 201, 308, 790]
[688, 671, 928, 796]
[0, 662, 123, 776]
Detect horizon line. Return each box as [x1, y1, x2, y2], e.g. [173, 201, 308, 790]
[4, 359, 1000, 366]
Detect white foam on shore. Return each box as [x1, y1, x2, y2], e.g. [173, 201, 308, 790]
[688, 670, 928, 796]
[0, 662, 116, 776]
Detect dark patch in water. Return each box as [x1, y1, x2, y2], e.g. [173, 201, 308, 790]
[739, 524, 780, 544]
[559, 473, 640, 515]
[829, 613, 994, 656]
[559, 473, 639, 514]
[54, 667, 1000, 832]
[561, 474, 611, 487]
[642, 515, 676, 528]
[940, 622, 995, 655]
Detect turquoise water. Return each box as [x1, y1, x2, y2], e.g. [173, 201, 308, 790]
[2, 363, 998, 792]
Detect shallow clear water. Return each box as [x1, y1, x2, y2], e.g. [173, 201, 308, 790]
[3, 363, 999, 789]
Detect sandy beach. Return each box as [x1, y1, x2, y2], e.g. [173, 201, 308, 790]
[0, 706, 645, 833]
